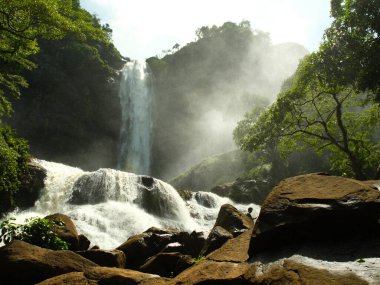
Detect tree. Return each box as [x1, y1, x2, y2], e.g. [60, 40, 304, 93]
[316, 0, 380, 101]
[235, 56, 380, 180]
[0, 0, 112, 118]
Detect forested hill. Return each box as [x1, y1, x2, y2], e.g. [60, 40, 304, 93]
[0, 0, 124, 213]
[6, 2, 124, 170]
[147, 22, 308, 179]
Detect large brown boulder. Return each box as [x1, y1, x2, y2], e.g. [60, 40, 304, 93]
[206, 227, 253, 263]
[117, 232, 173, 269]
[45, 213, 80, 250]
[249, 173, 380, 255]
[140, 252, 194, 277]
[172, 260, 249, 284]
[244, 259, 368, 285]
[76, 249, 126, 268]
[37, 267, 165, 285]
[0, 240, 98, 284]
[200, 226, 233, 256]
[214, 204, 254, 236]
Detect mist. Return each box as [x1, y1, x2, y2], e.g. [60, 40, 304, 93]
[149, 23, 308, 179]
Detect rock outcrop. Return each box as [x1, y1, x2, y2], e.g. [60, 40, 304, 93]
[45, 213, 80, 250]
[0, 240, 98, 284]
[76, 249, 126, 268]
[214, 204, 254, 236]
[37, 266, 163, 285]
[249, 173, 380, 255]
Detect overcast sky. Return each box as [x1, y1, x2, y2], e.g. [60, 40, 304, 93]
[80, 0, 332, 60]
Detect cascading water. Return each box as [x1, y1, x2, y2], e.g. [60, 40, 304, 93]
[11, 159, 260, 249]
[117, 60, 153, 175]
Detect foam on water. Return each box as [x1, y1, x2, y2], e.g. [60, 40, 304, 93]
[10, 159, 259, 249]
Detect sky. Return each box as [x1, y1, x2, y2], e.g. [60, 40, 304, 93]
[80, 0, 332, 60]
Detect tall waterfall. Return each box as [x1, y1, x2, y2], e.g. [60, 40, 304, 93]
[117, 60, 153, 175]
[11, 159, 260, 249]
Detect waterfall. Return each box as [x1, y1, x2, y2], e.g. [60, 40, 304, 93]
[117, 60, 153, 175]
[10, 159, 260, 249]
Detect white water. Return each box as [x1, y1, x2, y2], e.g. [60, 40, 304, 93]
[11, 159, 259, 249]
[117, 60, 153, 175]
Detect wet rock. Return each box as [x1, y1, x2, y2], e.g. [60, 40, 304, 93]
[37, 267, 162, 285]
[141, 176, 154, 188]
[117, 232, 173, 269]
[173, 260, 249, 284]
[244, 259, 368, 285]
[140, 252, 194, 277]
[78, 234, 91, 251]
[45, 213, 80, 250]
[207, 227, 253, 263]
[214, 204, 253, 236]
[200, 226, 233, 256]
[249, 173, 380, 256]
[175, 230, 206, 258]
[0, 240, 98, 285]
[76, 249, 126, 268]
[15, 160, 47, 209]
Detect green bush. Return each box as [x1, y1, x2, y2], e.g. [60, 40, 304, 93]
[0, 125, 31, 213]
[0, 217, 69, 250]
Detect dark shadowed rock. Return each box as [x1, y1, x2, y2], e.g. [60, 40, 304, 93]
[214, 204, 253, 236]
[76, 249, 126, 268]
[175, 230, 206, 258]
[200, 226, 233, 257]
[15, 160, 47, 209]
[45, 213, 80, 250]
[117, 232, 173, 269]
[249, 173, 380, 256]
[141, 176, 154, 188]
[78, 234, 91, 251]
[140, 252, 194, 277]
[0, 240, 98, 285]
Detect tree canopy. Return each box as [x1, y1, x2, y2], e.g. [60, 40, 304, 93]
[234, 0, 380, 180]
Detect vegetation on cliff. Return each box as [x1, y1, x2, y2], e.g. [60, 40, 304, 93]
[147, 21, 307, 179]
[235, 0, 380, 181]
[0, 0, 122, 214]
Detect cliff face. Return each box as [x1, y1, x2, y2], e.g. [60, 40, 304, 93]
[148, 22, 308, 179]
[8, 38, 125, 170]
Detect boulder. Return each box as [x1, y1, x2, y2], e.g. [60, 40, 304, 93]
[78, 234, 91, 251]
[0, 240, 98, 284]
[206, 227, 253, 263]
[175, 230, 206, 258]
[44, 213, 80, 250]
[37, 267, 164, 285]
[214, 204, 254, 236]
[117, 232, 173, 269]
[140, 252, 194, 277]
[200, 226, 233, 257]
[76, 249, 126, 268]
[249, 173, 380, 255]
[15, 160, 47, 209]
[173, 260, 249, 284]
[244, 259, 368, 285]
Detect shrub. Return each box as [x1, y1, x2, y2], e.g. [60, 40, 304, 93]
[0, 125, 31, 213]
[0, 217, 69, 250]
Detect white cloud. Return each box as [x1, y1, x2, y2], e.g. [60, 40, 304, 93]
[80, 0, 332, 59]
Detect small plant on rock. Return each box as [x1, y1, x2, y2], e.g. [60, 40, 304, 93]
[0, 217, 69, 250]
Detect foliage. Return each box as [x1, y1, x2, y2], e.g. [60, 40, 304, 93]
[0, 125, 31, 213]
[235, 52, 380, 180]
[0, 217, 69, 250]
[315, 0, 380, 101]
[234, 0, 380, 180]
[0, 0, 117, 118]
